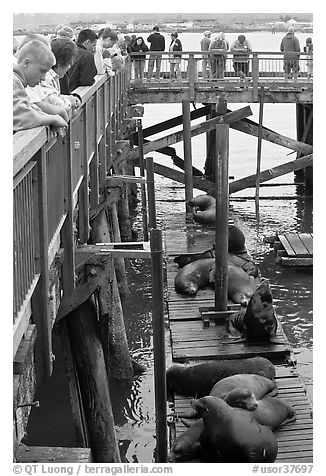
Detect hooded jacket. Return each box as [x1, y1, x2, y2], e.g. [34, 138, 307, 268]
[147, 32, 165, 51]
[280, 32, 300, 59]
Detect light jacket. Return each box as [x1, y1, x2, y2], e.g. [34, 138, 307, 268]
[13, 66, 49, 132]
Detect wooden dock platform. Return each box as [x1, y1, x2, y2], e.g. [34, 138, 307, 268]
[273, 233, 313, 267]
[164, 234, 313, 463]
[172, 366, 313, 463]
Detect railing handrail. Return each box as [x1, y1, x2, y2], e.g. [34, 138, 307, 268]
[131, 50, 312, 56]
[13, 73, 110, 179]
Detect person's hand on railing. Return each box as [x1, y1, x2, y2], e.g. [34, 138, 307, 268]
[49, 115, 68, 138]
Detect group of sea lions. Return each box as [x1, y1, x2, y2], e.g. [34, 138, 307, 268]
[167, 195, 294, 462]
[167, 358, 296, 463]
[174, 194, 278, 343]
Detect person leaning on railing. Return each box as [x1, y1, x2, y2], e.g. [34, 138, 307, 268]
[31, 37, 82, 118]
[13, 40, 68, 135]
[209, 32, 229, 79]
[230, 34, 252, 81]
[129, 37, 149, 80]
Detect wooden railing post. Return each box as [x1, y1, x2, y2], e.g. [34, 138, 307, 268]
[79, 107, 90, 244]
[90, 90, 100, 209]
[61, 127, 76, 296]
[31, 147, 53, 382]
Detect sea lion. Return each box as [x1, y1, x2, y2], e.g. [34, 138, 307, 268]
[188, 194, 215, 225]
[174, 248, 259, 278]
[175, 260, 257, 301]
[168, 419, 205, 462]
[174, 258, 214, 296]
[191, 396, 278, 463]
[226, 280, 278, 343]
[224, 390, 297, 430]
[209, 264, 257, 305]
[166, 357, 276, 398]
[209, 373, 278, 400]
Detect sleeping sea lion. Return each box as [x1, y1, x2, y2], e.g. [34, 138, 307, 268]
[224, 390, 297, 430]
[174, 248, 259, 278]
[166, 357, 275, 397]
[175, 259, 257, 302]
[191, 396, 278, 462]
[209, 373, 278, 400]
[226, 280, 278, 343]
[188, 194, 215, 225]
[209, 264, 257, 305]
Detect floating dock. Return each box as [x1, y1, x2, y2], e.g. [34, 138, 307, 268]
[165, 228, 313, 463]
[273, 233, 313, 267]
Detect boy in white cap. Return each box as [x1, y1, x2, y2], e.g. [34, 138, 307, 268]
[280, 26, 301, 80]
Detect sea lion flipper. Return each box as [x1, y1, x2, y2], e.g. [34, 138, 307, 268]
[221, 336, 247, 345]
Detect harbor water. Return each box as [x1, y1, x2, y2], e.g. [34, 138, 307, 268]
[23, 30, 313, 463]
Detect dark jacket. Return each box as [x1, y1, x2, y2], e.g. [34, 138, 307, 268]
[280, 32, 300, 59]
[130, 39, 149, 60]
[147, 32, 165, 51]
[68, 44, 97, 92]
[169, 38, 182, 58]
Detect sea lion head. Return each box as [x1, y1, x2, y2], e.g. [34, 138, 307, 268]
[224, 388, 258, 411]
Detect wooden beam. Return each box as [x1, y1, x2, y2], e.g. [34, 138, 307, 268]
[106, 175, 146, 185]
[230, 115, 313, 155]
[136, 104, 210, 139]
[141, 154, 313, 196]
[229, 154, 313, 194]
[129, 106, 253, 160]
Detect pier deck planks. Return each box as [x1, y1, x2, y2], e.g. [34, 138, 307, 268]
[165, 239, 313, 463]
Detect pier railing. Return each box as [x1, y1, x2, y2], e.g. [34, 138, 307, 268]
[129, 50, 313, 84]
[13, 67, 130, 360]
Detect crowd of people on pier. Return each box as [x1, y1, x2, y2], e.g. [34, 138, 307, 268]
[13, 24, 313, 134]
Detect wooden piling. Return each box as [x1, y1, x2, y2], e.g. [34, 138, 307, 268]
[204, 101, 227, 181]
[107, 203, 129, 296]
[182, 100, 193, 218]
[296, 104, 313, 194]
[137, 119, 149, 241]
[66, 297, 121, 462]
[89, 208, 132, 378]
[150, 228, 167, 462]
[255, 88, 264, 220]
[146, 157, 157, 229]
[97, 258, 133, 381]
[214, 124, 229, 310]
[116, 159, 133, 242]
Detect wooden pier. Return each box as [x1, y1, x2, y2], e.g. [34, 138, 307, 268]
[165, 228, 313, 463]
[13, 49, 313, 463]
